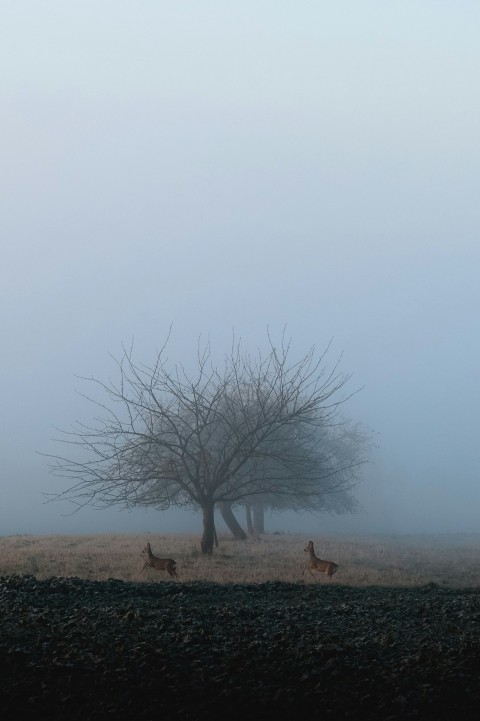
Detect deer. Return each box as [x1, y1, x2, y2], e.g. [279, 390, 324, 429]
[141, 542, 177, 578]
[302, 540, 338, 579]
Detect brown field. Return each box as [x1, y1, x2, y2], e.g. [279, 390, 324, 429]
[1, 531, 480, 587]
[2, 532, 480, 719]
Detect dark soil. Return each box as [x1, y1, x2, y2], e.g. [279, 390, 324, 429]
[1, 575, 480, 720]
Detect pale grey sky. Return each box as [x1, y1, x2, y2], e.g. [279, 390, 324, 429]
[1, 2, 480, 536]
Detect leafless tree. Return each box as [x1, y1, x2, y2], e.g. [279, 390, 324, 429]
[45, 330, 362, 554]
[221, 420, 372, 539]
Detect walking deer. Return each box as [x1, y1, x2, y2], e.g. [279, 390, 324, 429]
[302, 541, 338, 579]
[141, 542, 177, 578]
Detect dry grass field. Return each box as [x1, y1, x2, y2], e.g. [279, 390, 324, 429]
[1, 531, 479, 587]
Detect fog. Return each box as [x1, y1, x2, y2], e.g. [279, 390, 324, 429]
[2, 2, 479, 538]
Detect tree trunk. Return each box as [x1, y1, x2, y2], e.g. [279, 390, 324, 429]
[252, 502, 265, 536]
[201, 502, 216, 554]
[245, 502, 255, 537]
[218, 501, 247, 540]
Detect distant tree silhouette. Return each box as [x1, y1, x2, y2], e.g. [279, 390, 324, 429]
[219, 422, 372, 539]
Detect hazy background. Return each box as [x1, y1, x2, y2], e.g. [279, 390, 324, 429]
[1, 2, 479, 538]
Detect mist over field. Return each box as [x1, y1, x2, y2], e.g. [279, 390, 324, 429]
[1, 2, 480, 539]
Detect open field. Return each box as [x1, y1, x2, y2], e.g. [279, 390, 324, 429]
[1, 533, 480, 719]
[1, 531, 480, 587]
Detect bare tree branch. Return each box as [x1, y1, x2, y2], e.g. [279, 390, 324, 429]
[42, 329, 368, 554]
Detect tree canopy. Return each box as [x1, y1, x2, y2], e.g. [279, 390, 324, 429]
[46, 331, 369, 553]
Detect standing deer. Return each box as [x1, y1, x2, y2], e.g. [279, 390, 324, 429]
[141, 542, 177, 578]
[302, 541, 338, 579]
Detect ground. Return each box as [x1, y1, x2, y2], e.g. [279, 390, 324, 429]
[1, 575, 479, 720]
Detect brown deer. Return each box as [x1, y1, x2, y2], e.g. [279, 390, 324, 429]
[141, 542, 177, 578]
[302, 540, 338, 579]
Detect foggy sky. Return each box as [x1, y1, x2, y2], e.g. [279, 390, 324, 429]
[1, 2, 480, 537]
